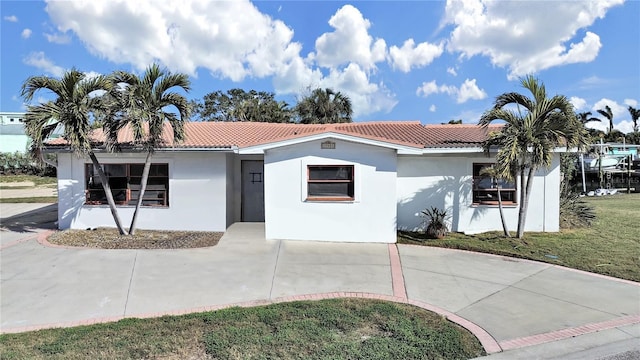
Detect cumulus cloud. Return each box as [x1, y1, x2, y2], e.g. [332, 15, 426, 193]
[429, 104, 437, 112]
[21, 28, 32, 39]
[444, 0, 623, 79]
[388, 39, 443, 72]
[4, 15, 18, 22]
[45, 32, 71, 44]
[624, 99, 638, 107]
[44, 0, 404, 118]
[416, 78, 486, 104]
[570, 96, 587, 111]
[313, 4, 386, 71]
[447, 67, 457, 76]
[23, 52, 64, 77]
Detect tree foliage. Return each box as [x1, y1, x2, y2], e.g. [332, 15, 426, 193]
[191, 89, 292, 123]
[294, 88, 353, 124]
[479, 75, 588, 239]
[596, 105, 614, 134]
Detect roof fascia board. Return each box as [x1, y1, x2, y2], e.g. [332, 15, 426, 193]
[239, 132, 423, 154]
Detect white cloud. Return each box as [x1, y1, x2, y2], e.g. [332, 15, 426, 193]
[45, 32, 71, 44]
[447, 67, 457, 76]
[570, 96, 587, 111]
[313, 4, 387, 71]
[46, 0, 301, 81]
[587, 98, 638, 133]
[23, 52, 64, 77]
[624, 99, 638, 107]
[416, 78, 486, 104]
[388, 39, 443, 73]
[444, 0, 623, 79]
[429, 104, 437, 112]
[21, 28, 32, 39]
[4, 15, 18, 22]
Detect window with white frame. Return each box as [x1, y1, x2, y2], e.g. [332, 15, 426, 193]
[472, 163, 516, 205]
[85, 163, 169, 206]
[307, 165, 354, 201]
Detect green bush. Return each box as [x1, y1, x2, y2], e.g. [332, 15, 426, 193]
[0, 152, 55, 176]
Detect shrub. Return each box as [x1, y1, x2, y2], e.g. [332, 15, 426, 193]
[0, 152, 55, 176]
[421, 207, 449, 239]
[559, 191, 596, 229]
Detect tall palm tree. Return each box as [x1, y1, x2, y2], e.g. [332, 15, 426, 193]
[628, 106, 640, 133]
[596, 105, 614, 133]
[21, 69, 128, 234]
[108, 64, 190, 235]
[479, 75, 587, 239]
[295, 88, 353, 124]
[479, 164, 513, 237]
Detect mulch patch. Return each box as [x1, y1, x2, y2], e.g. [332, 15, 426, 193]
[47, 228, 223, 249]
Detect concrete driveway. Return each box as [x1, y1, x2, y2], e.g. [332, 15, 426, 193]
[1, 204, 638, 358]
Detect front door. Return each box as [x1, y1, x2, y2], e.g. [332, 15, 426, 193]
[241, 160, 265, 222]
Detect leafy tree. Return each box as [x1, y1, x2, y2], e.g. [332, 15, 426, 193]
[294, 88, 353, 124]
[21, 69, 128, 234]
[603, 129, 625, 143]
[628, 106, 640, 133]
[446, 119, 463, 124]
[108, 64, 190, 235]
[191, 89, 292, 123]
[596, 105, 614, 133]
[479, 75, 588, 239]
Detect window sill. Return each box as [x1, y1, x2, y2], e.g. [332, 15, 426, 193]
[472, 202, 517, 207]
[306, 196, 355, 202]
[83, 203, 169, 209]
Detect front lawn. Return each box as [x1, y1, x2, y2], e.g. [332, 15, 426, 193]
[0, 299, 485, 360]
[399, 193, 640, 282]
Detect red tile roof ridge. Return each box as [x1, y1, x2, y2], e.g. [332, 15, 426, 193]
[424, 123, 503, 128]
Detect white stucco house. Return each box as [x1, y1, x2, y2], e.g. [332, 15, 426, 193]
[47, 121, 563, 243]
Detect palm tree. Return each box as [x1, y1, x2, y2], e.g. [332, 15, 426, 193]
[596, 105, 614, 133]
[479, 164, 513, 237]
[21, 69, 128, 234]
[479, 75, 587, 239]
[108, 64, 190, 235]
[628, 106, 640, 133]
[577, 111, 600, 125]
[295, 88, 353, 124]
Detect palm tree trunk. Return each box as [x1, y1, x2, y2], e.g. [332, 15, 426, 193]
[128, 152, 152, 236]
[497, 186, 510, 237]
[89, 152, 128, 235]
[517, 167, 536, 239]
[517, 168, 526, 237]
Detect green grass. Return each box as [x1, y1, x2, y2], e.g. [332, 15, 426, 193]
[0, 175, 56, 185]
[0, 197, 58, 203]
[0, 299, 484, 360]
[399, 193, 640, 282]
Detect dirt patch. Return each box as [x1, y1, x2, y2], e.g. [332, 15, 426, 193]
[47, 228, 223, 249]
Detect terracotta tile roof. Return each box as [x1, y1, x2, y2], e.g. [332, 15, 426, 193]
[423, 124, 504, 148]
[45, 121, 502, 150]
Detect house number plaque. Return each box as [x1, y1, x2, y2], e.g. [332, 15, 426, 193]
[250, 172, 262, 183]
[321, 141, 336, 149]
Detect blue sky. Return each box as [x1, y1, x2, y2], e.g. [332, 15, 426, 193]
[1, 0, 638, 132]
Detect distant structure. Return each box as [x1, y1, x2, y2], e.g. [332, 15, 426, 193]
[0, 112, 28, 153]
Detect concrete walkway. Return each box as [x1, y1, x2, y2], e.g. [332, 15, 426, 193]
[1, 210, 638, 358]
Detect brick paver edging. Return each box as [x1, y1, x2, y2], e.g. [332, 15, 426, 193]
[0, 232, 41, 250]
[0, 291, 503, 354]
[499, 314, 640, 350]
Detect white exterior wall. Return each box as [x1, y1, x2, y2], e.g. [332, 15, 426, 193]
[264, 139, 397, 243]
[56, 151, 230, 232]
[397, 153, 561, 234]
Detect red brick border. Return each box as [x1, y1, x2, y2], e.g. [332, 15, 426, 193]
[0, 292, 502, 354]
[388, 244, 407, 299]
[0, 232, 41, 250]
[500, 314, 640, 350]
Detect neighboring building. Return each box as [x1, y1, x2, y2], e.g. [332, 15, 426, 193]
[0, 112, 28, 153]
[47, 122, 564, 242]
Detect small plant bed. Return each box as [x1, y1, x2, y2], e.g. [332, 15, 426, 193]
[399, 193, 640, 282]
[0, 298, 485, 360]
[47, 228, 223, 249]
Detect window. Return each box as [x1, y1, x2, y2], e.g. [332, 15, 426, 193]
[307, 165, 354, 201]
[85, 163, 169, 206]
[472, 163, 516, 205]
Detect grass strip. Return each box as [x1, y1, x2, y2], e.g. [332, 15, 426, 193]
[0, 197, 58, 203]
[0, 175, 56, 185]
[0, 299, 485, 360]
